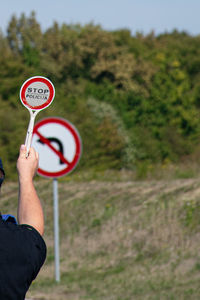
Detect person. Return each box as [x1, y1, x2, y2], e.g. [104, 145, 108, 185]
[0, 144, 46, 300]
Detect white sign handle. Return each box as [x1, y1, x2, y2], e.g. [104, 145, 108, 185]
[20, 76, 55, 157]
[25, 110, 39, 157]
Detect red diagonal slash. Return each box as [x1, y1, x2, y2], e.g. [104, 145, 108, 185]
[35, 129, 71, 165]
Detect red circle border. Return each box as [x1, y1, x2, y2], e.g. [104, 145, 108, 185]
[33, 117, 82, 178]
[20, 76, 55, 110]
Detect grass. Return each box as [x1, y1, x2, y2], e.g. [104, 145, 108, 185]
[1, 171, 200, 299]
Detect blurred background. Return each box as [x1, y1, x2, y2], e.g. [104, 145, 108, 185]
[1, 0, 200, 179]
[1, 2, 200, 300]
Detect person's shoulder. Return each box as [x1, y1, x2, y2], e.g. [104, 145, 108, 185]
[19, 224, 46, 249]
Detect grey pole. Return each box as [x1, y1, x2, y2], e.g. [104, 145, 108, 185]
[53, 178, 60, 282]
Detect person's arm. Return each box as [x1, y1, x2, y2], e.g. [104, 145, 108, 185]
[17, 144, 44, 236]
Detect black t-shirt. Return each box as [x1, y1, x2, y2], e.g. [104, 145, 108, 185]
[0, 218, 46, 299]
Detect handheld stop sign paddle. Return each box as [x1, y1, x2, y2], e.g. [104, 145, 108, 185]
[20, 76, 55, 156]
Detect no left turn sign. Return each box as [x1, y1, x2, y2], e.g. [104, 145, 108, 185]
[32, 117, 82, 178]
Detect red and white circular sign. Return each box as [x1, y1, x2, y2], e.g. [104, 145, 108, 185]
[32, 117, 82, 178]
[20, 76, 55, 110]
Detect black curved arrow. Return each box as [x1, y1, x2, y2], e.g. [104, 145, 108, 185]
[37, 137, 65, 164]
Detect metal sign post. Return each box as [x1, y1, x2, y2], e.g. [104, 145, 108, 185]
[32, 117, 82, 283]
[53, 178, 60, 282]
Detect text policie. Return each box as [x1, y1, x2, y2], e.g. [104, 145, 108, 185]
[26, 88, 49, 101]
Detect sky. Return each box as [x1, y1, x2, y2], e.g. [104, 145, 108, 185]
[0, 0, 200, 36]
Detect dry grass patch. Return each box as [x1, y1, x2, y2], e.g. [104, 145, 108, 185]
[2, 177, 200, 299]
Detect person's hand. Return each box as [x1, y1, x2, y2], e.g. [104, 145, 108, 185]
[17, 145, 39, 182]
